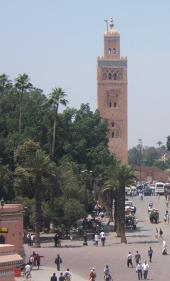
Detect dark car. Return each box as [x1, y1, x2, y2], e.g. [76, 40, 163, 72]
[144, 187, 152, 196]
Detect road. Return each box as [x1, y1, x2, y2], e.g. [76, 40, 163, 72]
[24, 195, 170, 281]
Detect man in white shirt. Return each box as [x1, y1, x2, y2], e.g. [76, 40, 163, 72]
[136, 262, 142, 280]
[127, 252, 133, 268]
[25, 263, 31, 279]
[100, 231, 106, 246]
[94, 233, 99, 246]
[142, 261, 149, 280]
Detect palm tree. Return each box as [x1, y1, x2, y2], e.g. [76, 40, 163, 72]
[15, 140, 57, 247]
[115, 165, 136, 243]
[0, 73, 12, 94]
[15, 74, 32, 134]
[49, 87, 68, 160]
[157, 141, 162, 148]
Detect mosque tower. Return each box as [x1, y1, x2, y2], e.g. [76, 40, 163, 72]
[97, 18, 128, 164]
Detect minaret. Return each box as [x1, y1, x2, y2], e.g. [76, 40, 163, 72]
[97, 18, 128, 164]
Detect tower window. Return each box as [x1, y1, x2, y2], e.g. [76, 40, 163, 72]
[108, 73, 112, 80]
[114, 102, 117, 107]
[113, 48, 116, 54]
[113, 73, 117, 80]
[108, 48, 112, 55]
[111, 122, 114, 127]
[112, 132, 114, 138]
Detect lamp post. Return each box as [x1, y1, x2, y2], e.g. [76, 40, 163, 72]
[138, 139, 143, 184]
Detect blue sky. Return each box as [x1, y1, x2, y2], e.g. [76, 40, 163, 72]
[1, 0, 170, 148]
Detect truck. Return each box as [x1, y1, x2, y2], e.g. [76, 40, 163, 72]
[155, 182, 164, 195]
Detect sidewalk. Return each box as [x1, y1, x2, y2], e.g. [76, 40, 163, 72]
[15, 266, 86, 281]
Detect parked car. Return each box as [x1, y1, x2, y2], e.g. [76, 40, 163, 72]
[144, 186, 152, 196]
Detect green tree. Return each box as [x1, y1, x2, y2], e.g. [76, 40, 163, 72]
[166, 136, 170, 151]
[14, 140, 57, 247]
[49, 87, 68, 160]
[0, 73, 12, 94]
[15, 74, 32, 134]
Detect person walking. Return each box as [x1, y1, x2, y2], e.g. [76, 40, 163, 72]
[89, 267, 96, 281]
[127, 252, 133, 268]
[142, 261, 149, 280]
[159, 228, 163, 239]
[94, 233, 99, 246]
[36, 254, 40, 270]
[50, 273, 57, 281]
[134, 251, 141, 265]
[64, 268, 71, 281]
[104, 265, 112, 281]
[55, 254, 62, 271]
[148, 247, 153, 262]
[100, 230, 106, 246]
[155, 228, 158, 239]
[59, 272, 65, 281]
[136, 262, 142, 280]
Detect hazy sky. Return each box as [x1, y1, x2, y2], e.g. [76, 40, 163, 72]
[1, 0, 170, 148]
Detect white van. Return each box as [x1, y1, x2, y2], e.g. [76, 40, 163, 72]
[155, 182, 164, 195]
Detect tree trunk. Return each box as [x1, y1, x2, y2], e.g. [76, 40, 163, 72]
[116, 186, 127, 243]
[19, 90, 23, 134]
[34, 177, 42, 248]
[19, 102, 22, 134]
[51, 117, 56, 160]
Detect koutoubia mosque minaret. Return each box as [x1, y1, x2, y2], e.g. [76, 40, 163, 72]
[97, 17, 128, 164]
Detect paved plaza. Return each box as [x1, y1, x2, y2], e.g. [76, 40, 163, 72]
[17, 196, 170, 281]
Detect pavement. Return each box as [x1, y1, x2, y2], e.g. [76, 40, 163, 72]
[16, 196, 170, 281]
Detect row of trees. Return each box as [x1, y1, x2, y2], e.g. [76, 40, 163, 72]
[0, 73, 135, 246]
[128, 138, 170, 169]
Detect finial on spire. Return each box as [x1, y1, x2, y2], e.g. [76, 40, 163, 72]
[109, 17, 114, 30]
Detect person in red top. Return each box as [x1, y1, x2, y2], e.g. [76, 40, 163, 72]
[89, 268, 96, 281]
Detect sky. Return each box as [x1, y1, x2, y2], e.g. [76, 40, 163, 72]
[1, 0, 170, 148]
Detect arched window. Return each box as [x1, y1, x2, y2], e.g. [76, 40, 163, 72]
[113, 73, 117, 80]
[112, 132, 114, 138]
[111, 122, 114, 127]
[108, 73, 112, 80]
[113, 48, 116, 54]
[108, 48, 112, 55]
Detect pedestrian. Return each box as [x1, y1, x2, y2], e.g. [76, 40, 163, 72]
[100, 230, 106, 246]
[30, 233, 34, 246]
[136, 262, 142, 280]
[162, 240, 168, 255]
[50, 273, 57, 281]
[148, 247, 153, 262]
[27, 232, 31, 246]
[55, 254, 62, 271]
[94, 232, 99, 246]
[64, 268, 71, 281]
[155, 228, 158, 239]
[104, 265, 112, 281]
[166, 210, 169, 224]
[127, 252, 133, 268]
[89, 267, 96, 281]
[36, 254, 40, 270]
[59, 272, 65, 281]
[134, 251, 141, 265]
[142, 261, 149, 280]
[54, 233, 60, 247]
[159, 228, 163, 239]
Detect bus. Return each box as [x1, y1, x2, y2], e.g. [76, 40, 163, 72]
[155, 182, 165, 195]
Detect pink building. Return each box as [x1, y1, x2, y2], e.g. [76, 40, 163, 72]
[0, 244, 22, 281]
[0, 204, 24, 255]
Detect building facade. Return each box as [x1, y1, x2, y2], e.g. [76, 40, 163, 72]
[0, 204, 24, 255]
[97, 18, 128, 164]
